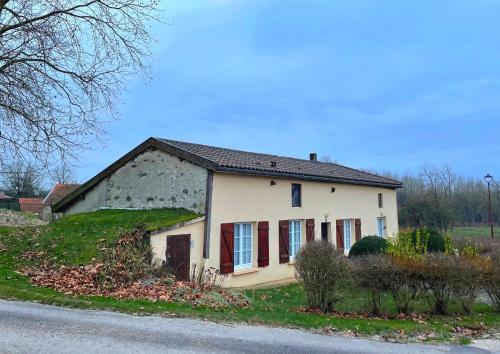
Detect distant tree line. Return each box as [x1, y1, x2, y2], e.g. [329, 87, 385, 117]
[380, 166, 500, 232]
[0, 160, 76, 198]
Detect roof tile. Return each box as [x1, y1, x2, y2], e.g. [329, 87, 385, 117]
[43, 184, 81, 206]
[158, 138, 402, 188]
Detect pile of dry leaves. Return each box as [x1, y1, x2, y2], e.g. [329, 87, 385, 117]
[24, 263, 249, 309]
[22, 227, 250, 310]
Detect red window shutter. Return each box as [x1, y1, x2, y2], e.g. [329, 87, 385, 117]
[336, 220, 344, 252]
[355, 218, 362, 242]
[257, 221, 270, 267]
[306, 218, 315, 242]
[278, 220, 290, 263]
[220, 223, 234, 274]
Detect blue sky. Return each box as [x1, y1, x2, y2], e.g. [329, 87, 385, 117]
[76, 0, 500, 182]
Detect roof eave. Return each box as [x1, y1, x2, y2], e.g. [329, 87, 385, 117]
[216, 166, 403, 189]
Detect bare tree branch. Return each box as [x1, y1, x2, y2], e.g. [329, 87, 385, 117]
[0, 0, 159, 169]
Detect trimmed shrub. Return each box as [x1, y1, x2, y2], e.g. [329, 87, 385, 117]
[483, 253, 500, 312]
[351, 255, 425, 315]
[420, 253, 456, 315]
[412, 228, 445, 253]
[449, 255, 489, 314]
[387, 256, 425, 314]
[295, 241, 348, 313]
[349, 236, 388, 257]
[350, 255, 392, 315]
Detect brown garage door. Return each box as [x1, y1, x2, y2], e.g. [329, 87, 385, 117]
[166, 234, 191, 281]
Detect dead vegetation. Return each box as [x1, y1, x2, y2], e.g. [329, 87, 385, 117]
[0, 209, 47, 227]
[23, 227, 249, 309]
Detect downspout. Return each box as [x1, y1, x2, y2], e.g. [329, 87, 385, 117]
[203, 170, 213, 258]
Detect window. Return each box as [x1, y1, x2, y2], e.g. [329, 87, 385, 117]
[378, 193, 383, 208]
[292, 184, 302, 207]
[289, 220, 302, 258]
[343, 219, 352, 252]
[234, 223, 252, 269]
[377, 217, 386, 237]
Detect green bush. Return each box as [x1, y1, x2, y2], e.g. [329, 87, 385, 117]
[295, 241, 349, 313]
[349, 236, 388, 257]
[412, 228, 445, 253]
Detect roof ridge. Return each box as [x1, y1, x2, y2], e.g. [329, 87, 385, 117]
[157, 138, 400, 185]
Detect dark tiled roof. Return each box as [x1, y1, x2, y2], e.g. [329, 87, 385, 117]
[43, 184, 81, 206]
[0, 191, 16, 200]
[158, 138, 402, 188]
[53, 138, 402, 213]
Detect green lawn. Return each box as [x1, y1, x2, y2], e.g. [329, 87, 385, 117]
[453, 226, 500, 238]
[1, 212, 500, 343]
[16, 208, 200, 266]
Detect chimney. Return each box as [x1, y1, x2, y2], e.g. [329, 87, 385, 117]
[309, 153, 317, 161]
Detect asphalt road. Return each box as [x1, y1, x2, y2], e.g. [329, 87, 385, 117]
[0, 300, 493, 354]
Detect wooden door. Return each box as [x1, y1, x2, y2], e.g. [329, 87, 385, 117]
[166, 234, 191, 281]
[321, 222, 329, 241]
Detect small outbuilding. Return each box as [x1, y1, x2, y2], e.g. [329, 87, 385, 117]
[42, 184, 81, 221]
[18, 198, 43, 215]
[0, 191, 20, 211]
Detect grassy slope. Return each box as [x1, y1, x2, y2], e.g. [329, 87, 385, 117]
[0, 209, 199, 304]
[35, 208, 200, 265]
[453, 226, 500, 238]
[1, 212, 500, 342]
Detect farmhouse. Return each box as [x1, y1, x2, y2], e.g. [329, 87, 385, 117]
[53, 138, 402, 288]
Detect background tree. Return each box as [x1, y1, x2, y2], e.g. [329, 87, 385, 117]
[50, 164, 77, 184]
[386, 166, 500, 231]
[0, 0, 159, 168]
[320, 155, 333, 163]
[1, 160, 43, 197]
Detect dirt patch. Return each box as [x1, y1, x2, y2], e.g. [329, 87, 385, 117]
[0, 209, 47, 227]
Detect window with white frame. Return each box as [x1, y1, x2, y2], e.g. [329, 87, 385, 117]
[377, 217, 386, 237]
[234, 223, 252, 269]
[289, 220, 302, 258]
[343, 219, 352, 252]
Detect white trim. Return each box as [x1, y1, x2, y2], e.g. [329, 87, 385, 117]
[149, 216, 206, 235]
[234, 222, 253, 270]
[233, 267, 259, 276]
[42, 184, 58, 205]
[343, 219, 352, 254]
[289, 220, 302, 259]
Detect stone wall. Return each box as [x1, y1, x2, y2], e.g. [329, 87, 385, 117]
[63, 148, 208, 215]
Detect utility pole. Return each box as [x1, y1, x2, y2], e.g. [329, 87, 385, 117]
[484, 174, 494, 238]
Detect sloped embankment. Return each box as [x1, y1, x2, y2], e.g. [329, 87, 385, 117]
[12, 209, 249, 309]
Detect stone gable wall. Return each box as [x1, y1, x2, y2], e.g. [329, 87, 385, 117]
[63, 148, 208, 215]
